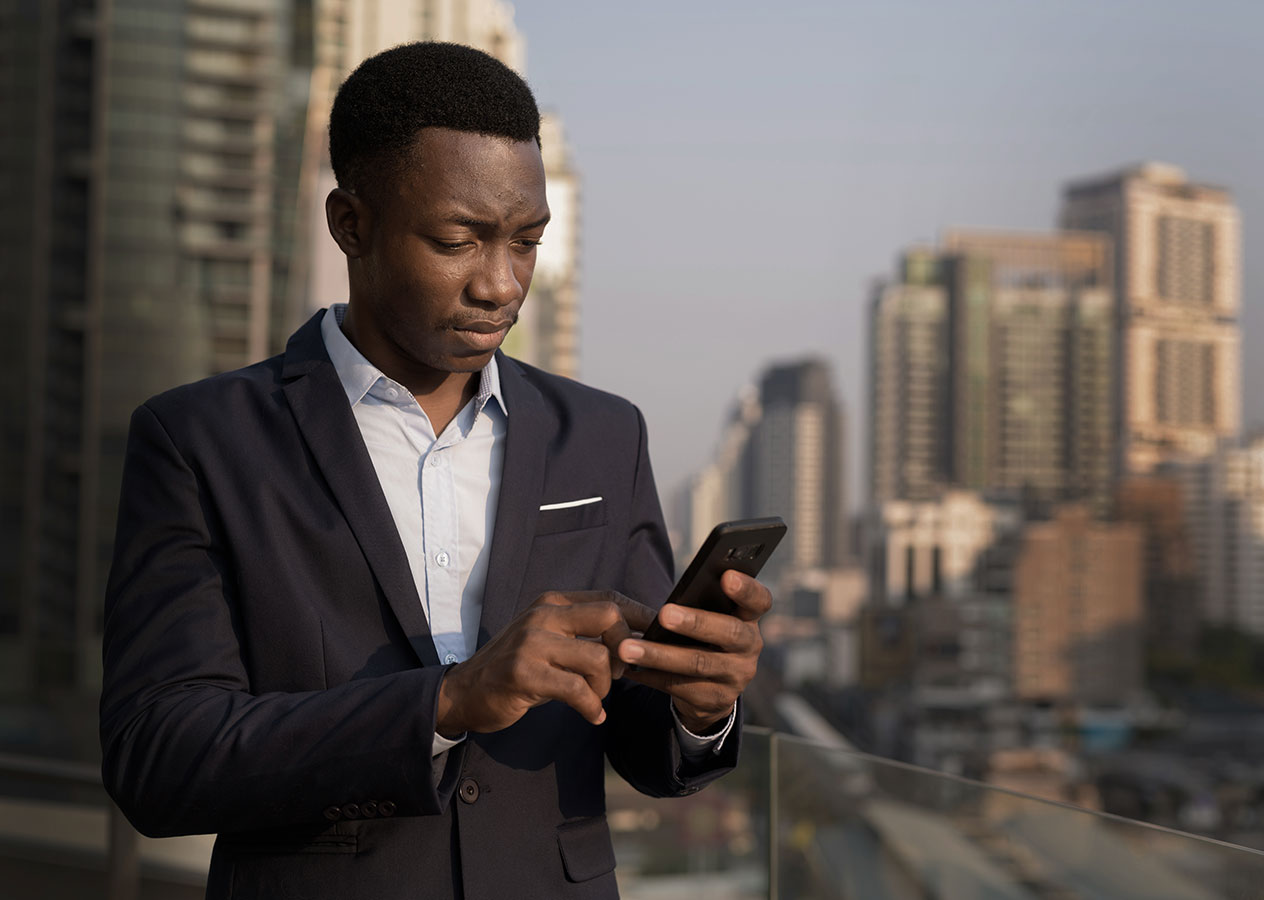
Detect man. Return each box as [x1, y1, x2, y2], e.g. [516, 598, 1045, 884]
[100, 42, 771, 899]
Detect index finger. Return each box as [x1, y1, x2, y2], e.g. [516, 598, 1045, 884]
[534, 590, 657, 635]
[720, 570, 773, 622]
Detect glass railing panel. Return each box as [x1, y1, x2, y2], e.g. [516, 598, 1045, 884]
[609, 727, 771, 899]
[773, 733, 1264, 900]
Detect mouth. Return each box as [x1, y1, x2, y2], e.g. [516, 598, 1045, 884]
[451, 319, 513, 352]
[455, 319, 514, 335]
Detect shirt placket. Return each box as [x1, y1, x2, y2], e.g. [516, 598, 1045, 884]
[420, 424, 465, 666]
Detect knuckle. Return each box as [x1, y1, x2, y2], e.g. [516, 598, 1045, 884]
[566, 674, 595, 706]
[509, 653, 539, 686]
[584, 639, 611, 669]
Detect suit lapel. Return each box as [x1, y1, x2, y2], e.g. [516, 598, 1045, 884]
[280, 313, 439, 668]
[477, 354, 550, 645]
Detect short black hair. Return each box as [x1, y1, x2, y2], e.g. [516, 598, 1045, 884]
[329, 41, 541, 198]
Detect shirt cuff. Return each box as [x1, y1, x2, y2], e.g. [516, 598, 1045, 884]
[671, 700, 738, 762]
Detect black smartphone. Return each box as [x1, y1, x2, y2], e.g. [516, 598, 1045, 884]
[640, 516, 786, 648]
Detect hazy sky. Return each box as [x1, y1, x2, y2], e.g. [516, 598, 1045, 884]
[513, 0, 1263, 507]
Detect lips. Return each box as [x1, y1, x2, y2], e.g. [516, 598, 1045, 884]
[451, 319, 512, 352]
[455, 320, 513, 334]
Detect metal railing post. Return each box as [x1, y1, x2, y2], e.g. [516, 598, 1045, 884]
[106, 802, 140, 900]
[768, 732, 778, 900]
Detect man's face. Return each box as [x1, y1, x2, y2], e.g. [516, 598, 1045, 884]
[349, 127, 549, 380]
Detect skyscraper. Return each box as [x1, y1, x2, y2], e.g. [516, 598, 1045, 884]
[682, 358, 847, 585]
[868, 249, 951, 505]
[680, 386, 761, 561]
[1161, 437, 1264, 636]
[1, 1, 288, 711]
[749, 360, 848, 578]
[1060, 163, 1241, 475]
[868, 230, 1114, 513]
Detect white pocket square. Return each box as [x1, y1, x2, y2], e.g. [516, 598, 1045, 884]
[539, 496, 603, 511]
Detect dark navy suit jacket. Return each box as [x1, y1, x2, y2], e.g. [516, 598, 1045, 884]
[99, 311, 738, 899]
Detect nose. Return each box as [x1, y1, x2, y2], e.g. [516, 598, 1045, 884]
[468, 245, 528, 309]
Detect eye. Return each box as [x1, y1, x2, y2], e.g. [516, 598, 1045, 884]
[431, 238, 472, 251]
[513, 239, 543, 252]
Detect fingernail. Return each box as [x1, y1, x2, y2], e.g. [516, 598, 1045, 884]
[660, 606, 682, 627]
[596, 709, 607, 725]
[621, 642, 644, 662]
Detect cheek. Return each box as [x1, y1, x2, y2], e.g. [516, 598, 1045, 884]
[515, 259, 538, 291]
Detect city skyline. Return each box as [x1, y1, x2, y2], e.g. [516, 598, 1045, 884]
[513, 0, 1262, 504]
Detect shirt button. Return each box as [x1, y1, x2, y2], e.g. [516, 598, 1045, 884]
[459, 778, 480, 804]
[444, 653, 458, 665]
[429, 454, 442, 467]
[384, 387, 399, 400]
[436, 550, 450, 567]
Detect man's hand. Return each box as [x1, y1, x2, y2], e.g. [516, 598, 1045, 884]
[435, 591, 647, 737]
[616, 570, 772, 733]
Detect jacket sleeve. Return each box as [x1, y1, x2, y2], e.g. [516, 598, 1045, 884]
[601, 406, 741, 797]
[99, 402, 459, 838]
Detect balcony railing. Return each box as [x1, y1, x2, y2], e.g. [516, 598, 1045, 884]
[4, 728, 1264, 898]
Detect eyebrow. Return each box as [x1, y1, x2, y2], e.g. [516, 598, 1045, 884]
[447, 213, 551, 231]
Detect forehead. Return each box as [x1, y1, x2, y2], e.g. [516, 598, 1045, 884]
[384, 127, 547, 219]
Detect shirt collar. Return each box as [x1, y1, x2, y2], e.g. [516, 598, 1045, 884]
[320, 304, 507, 417]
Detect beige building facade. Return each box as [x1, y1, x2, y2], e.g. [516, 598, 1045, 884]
[1061, 163, 1241, 475]
[1012, 506, 1144, 704]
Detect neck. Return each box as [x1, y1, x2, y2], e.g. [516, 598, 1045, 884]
[339, 306, 481, 434]
[414, 371, 480, 435]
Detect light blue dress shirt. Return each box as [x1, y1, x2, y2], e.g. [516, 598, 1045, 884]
[321, 305, 734, 758]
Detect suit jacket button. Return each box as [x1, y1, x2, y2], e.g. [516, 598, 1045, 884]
[341, 803, 360, 819]
[379, 800, 396, 817]
[323, 806, 341, 821]
[361, 800, 378, 818]
[459, 778, 480, 804]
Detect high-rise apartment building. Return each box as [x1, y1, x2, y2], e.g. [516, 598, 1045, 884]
[1, 1, 287, 710]
[680, 386, 761, 561]
[301, 0, 582, 376]
[0, 0, 578, 756]
[682, 359, 846, 585]
[1012, 506, 1144, 705]
[868, 250, 951, 505]
[1061, 163, 1241, 475]
[869, 230, 1114, 513]
[499, 114, 582, 377]
[943, 230, 1114, 511]
[749, 360, 848, 577]
[1162, 437, 1264, 636]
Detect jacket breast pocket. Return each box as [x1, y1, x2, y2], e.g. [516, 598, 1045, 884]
[556, 815, 616, 883]
[536, 499, 607, 535]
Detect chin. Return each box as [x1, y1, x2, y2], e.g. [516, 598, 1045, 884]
[434, 347, 499, 373]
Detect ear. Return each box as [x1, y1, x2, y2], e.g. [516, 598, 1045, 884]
[325, 187, 372, 259]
